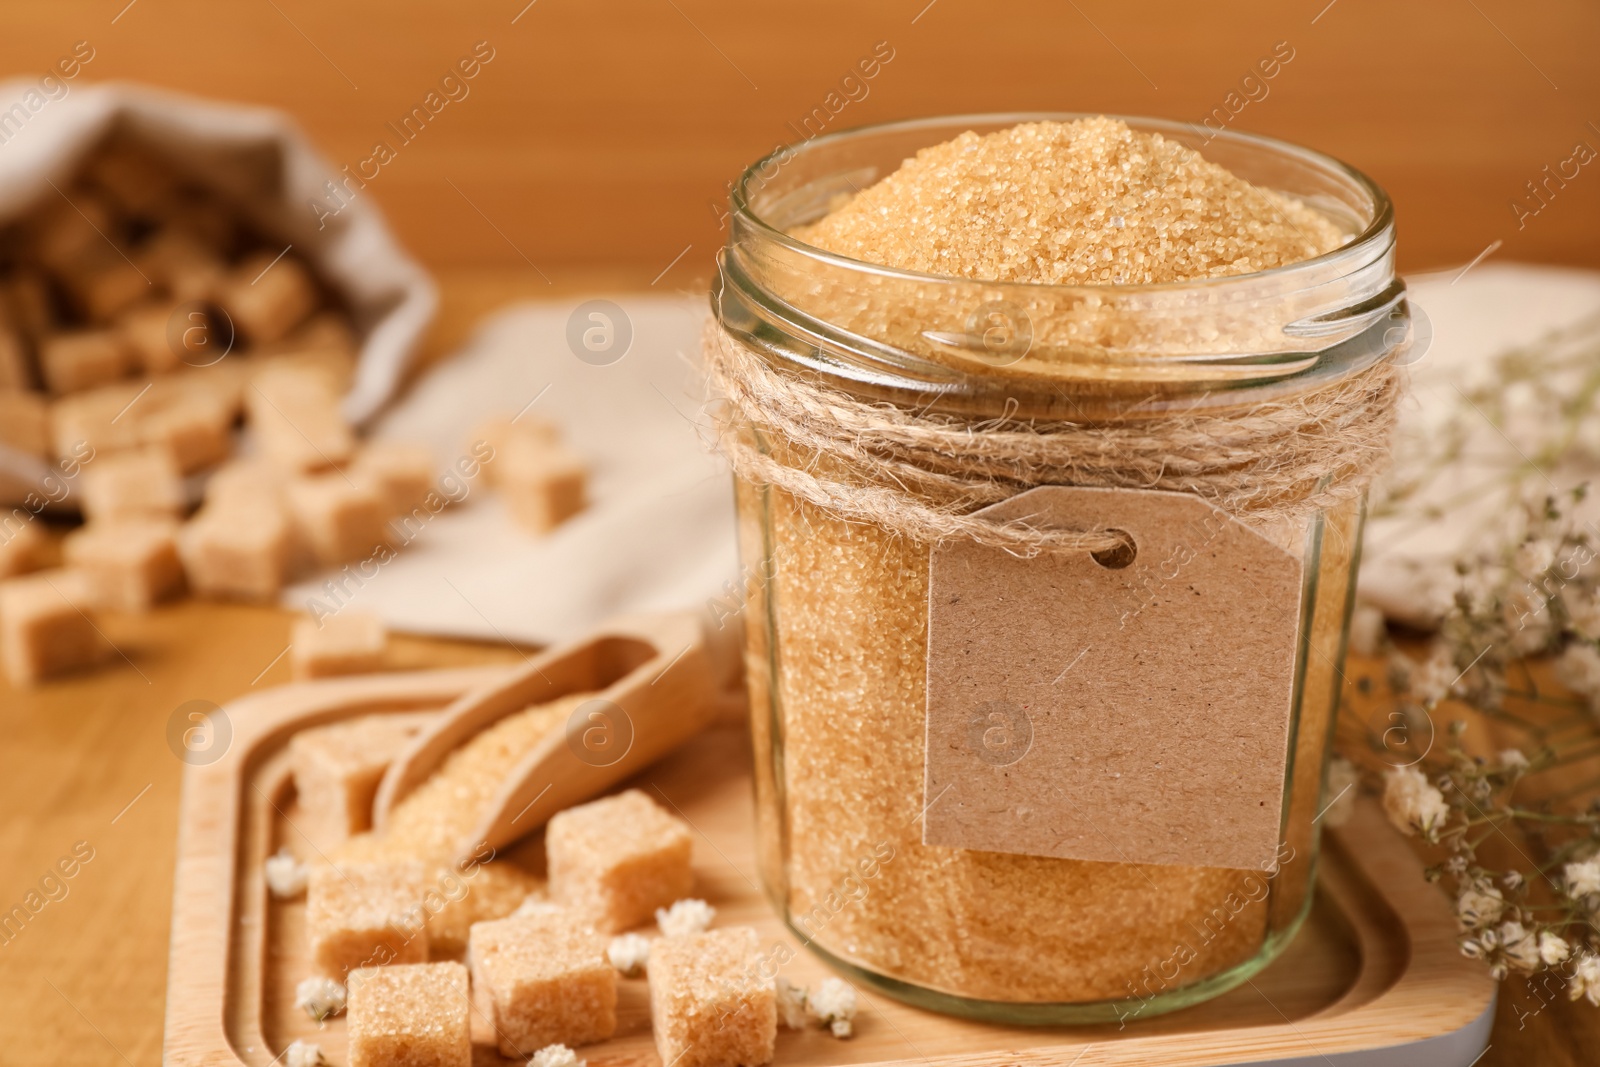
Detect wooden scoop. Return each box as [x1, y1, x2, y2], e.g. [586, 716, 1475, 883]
[372, 609, 742, 861]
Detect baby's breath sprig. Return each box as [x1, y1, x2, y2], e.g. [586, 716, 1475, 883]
[1346, 482, 1600, 1006]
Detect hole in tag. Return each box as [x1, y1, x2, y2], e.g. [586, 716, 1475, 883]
[1090, 529, 1137, 570]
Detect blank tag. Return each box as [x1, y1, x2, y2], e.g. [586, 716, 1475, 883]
[924, 486, 1304, 871]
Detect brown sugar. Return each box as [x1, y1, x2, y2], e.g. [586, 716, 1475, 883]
[547, 789, 694, 934]
[345, 692, 591, 865]
[796, 116, 1343, 286]
[346, 961, 470, 1067]
[306, 861, 431, 978]
[647, 927, 776, 1067]
[468, 911, 617, 1056]
[289, 712, 436, 853]
[730, 118, 1358, 1007]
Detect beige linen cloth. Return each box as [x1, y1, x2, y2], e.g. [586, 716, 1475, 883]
[281, 265, 1600, 643]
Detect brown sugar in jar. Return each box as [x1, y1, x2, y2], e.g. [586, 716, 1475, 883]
[711, 115, 1407, 1022]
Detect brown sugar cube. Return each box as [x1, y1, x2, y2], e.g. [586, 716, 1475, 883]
[0, 390, 50, 458]
[62, 518, 184, 613]
[347, 962, 469, 1067]
[30, 191, 116, 273]
[468, 912, 617, 1057]
[84, 141, 179, 215]
[288, 712, 434, 852]
[138, 391, 233, 474]
[499, 441, 587, 535]
[68, 257, 151, 322]
[136, 229, 226, 303]
[648, 927, 777, 1067]
[205, 458, 286, 509]
[79, 448, 184, 522]
[0, 326, 31, 391]
[177, 506, 293, 600]
[0, 570, 109, 686]
[427, 862, 540, 956]
[547, 789, 694, 933]
[306, 862, 431, 979]
[219, 251, 317, 346]
[6, 271, 57, 340]
[50, 382, 150, 458]
[353, 442, 436, 516]
[290, 611, 388, 680]
[256, 309, 359, 361]
[120, 300, 183, 375]
[286, 474, 389, 565]
[154, 191, 238, 255]
[247, 365, 353, 471]
[0, 520, 48, 579]
[471, 415, 560, 487]
[40, 330, 132, 395]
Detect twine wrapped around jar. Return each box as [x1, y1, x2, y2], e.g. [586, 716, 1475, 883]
[705, 320, 1404, 556]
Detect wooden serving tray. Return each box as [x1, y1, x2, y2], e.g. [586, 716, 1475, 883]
[165, 669, 1496, 1067]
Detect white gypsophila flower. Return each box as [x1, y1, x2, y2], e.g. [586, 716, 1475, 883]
[656, 898, 715, 938]
[1571, 953, 1600, 1006]
[264, 848, 308, 899]
[1347, 603, 1386, 658]
[1557, 643, 1600, 701]
[295, 976, 347, 1021]
[1503, 870, 1525, 891]
[1408, 643, 1457, 704]
[514, 896, 565, 918]
[607, 933, 651, 978]
[1456, 885, 1504, 928]
[1504, 587, 1555, 655]
[1320, 758, 1361, 829]
[775, 975, 809, 1030]
[1459, 938, 1484, 959]
[1382, 766, 1450, 839]
[1540, 931, 1571, 966]
[1499, 921, 1542, 972]
[807, 977, 858, 1038]
[284, 1040, 325, 1067]
[528, 1044, 584, 1067]
[1498, 748, 1530, 773]
[1565, 859, 1600, 899]
[1563, 588, 1600, 641]
[1515, 538, 1558, 577]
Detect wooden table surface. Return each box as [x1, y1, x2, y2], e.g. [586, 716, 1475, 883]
[1, 268, 1595, 1067]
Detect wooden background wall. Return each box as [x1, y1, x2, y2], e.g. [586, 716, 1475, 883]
[1, 1, 1595, 283]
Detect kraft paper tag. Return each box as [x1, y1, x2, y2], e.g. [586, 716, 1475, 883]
[923, 486, 1304, 871]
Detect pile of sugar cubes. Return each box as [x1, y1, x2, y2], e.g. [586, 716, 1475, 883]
[275, 734, 857, 1067]
[0, 133, 590, 688]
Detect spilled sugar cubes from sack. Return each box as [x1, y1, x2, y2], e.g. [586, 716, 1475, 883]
[548, 790, 694, 933]
[290, 612, 389, 680]
[472, 414, 587, 535]
[79, 448, 184, 522]
[347, 962, 469, 1067]
[177, 505, 295, 601]
[648, 927, 777, 1067]
[63, 518, 185, 612]
[0, 570, 109, 686]
[467, 911, 617, 1056]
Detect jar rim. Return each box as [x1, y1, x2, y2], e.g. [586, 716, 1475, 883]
[729, 111, 1394, 294]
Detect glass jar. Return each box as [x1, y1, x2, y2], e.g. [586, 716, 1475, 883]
[712, 114, 1408, 1024]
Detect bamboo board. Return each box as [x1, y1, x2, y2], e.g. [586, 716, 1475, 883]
[164, 668, 1496, 1066]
